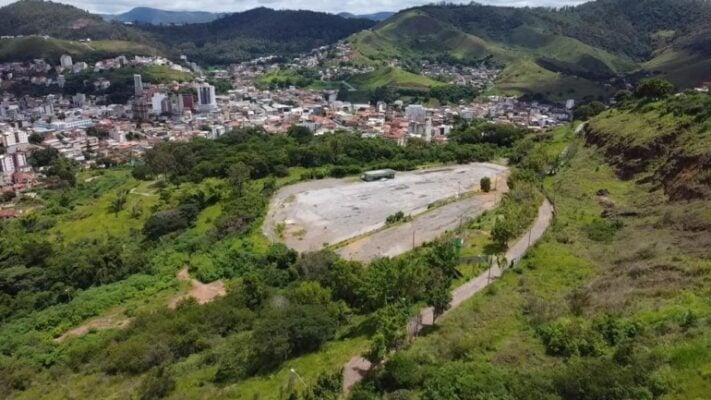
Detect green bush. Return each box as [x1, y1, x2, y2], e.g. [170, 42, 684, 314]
[584, 219, 623, 242]
[480, 176, 492, 192]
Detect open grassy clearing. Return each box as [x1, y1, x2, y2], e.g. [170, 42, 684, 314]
[349, 67, 446, 91]
[493, 58, 615, 101]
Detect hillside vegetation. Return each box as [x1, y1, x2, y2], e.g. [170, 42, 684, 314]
[585, 92, 711, 200]
[0, 0, 151, 43]
[140, 8, 375, 64]
[102, 7, 224, 25]
[349, 67, 446, 91]
[0, 125, 530, 399]
[0, 2, 372, 64]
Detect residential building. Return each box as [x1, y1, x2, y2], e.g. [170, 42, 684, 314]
[197, 83, 217, 112]
[405, 104, 426, 123]
[134, 74, 143, 97]
[0, 154, 15, 175]
[60, 54, 73, 69]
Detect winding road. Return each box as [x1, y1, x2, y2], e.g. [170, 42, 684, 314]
[343, 199, 555, 393]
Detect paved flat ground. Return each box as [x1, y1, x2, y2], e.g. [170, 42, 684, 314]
[337, 194, 495, 262]
[264, 163, 508, 255]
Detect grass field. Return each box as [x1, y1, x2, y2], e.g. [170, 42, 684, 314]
[492, 58, 615, 101]
[348, 67, 446, 91]
[643, 49, 711, 88]
[51, 170, 160, 243]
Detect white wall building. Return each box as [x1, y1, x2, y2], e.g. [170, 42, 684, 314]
[134, 74, 143, 97]
[405, 104, 426, 123]
[197, 83, 217, 112]
[151, 93, 167, 114]
[60, 54, 73, 69]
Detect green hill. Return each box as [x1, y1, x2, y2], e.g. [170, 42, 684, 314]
[585, 92, 711, 200]
[102, 7, 224, 25]
[0, 0, 151, 43]
[0, 36, 161, 63]
[139, 8, 376, 65]
[0, 2, 374, 65]
[352, 0, 711, 101]
[349, 67, 446, 91]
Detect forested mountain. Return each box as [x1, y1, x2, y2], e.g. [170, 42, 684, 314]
[0, 1, 373, 64]
[352, 0, 711, 99]
[102, 7, 225, 25]
[140, 8, 376, 64]
[0, 0, 150, 42]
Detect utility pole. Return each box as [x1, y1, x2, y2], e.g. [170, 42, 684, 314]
[528, 226, 532, 247]
[487, 255, 493, 285]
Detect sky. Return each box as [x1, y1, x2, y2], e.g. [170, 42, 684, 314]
[0, 0, 589, 15]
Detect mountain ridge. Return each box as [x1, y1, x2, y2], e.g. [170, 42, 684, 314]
[102, 7, 225, 25]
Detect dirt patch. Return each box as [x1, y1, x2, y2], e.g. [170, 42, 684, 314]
[168, 267, 227, 309]
[54, 312, 131, 343]
[343, 356, 373, 393]
[55, 268, 226, 342]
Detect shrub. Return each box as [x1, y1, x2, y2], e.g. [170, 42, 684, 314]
[137, 367, 176, 400]
[584, 219, 623, 242]
[538, 319, 604, 358]
[480, 176, 491, 192]
[386, 211, 407, 225]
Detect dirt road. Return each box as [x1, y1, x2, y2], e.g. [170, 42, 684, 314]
[342, 199, 554, 393]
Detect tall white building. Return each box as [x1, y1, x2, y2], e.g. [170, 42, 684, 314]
[1, 129, 28, 148]
[134, 74, 143, 97]
[72, 93, 86, 108]
[405, 104, 426, 124]
[425, 118, 433, 143]
[197, 83, 217, 112]
[60, 54, 73, 69]
[151, 93, 167, 114]
[0, 154, 15, 175]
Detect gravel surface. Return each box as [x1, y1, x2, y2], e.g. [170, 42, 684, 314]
[264, 163, 509, 254]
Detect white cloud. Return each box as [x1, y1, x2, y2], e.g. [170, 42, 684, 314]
[0, 0, 589, 15]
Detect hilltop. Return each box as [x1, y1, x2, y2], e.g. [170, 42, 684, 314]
[351, 0, 711, 99]
[102, 7, 225, 25]
[140, 8, 375, 64]
[0, 0, 150, 43]
[338, 11, 395, 21]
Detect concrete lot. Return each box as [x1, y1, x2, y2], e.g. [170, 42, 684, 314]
[336, 194, 497, 262]
[263, 163, 508, 255]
